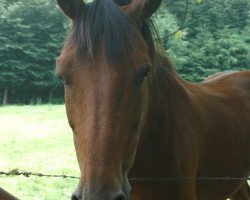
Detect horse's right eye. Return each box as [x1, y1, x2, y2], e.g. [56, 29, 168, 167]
[56, 64, 70, 85]
[57, 74, 69, 85]
[57, 75, 68, 85]
[135, 66, 152, 86]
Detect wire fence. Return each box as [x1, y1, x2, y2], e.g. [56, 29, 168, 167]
[1, 169, 249, 183]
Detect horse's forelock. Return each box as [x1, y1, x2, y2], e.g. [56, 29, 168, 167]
[65, 0, 156, 66]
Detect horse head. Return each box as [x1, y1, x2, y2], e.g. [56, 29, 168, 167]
[56, 0, 162, 199]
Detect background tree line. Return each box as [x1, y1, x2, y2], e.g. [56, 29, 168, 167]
[0, 0, 249, 105]
[0, 0, 66, 105]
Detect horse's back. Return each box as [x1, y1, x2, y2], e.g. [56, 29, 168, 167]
[200, 70, 250, 110]
[189, 70, 250, 200]
[203, 70, 250, 94]
[198, 70, 250, 163]
[204, 71, 236, 82]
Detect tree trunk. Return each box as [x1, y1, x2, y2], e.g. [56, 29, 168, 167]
[48, 89, 53, 104]
[3, 87, 8, 105]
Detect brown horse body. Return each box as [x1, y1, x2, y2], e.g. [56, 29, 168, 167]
[129, 67, 250, 200]
[56, 0, 250, 199]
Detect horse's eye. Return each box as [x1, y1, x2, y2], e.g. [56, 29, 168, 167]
[113, 0, 132, 6]
[57, 75, 67, 85]
[136, 66, 151, 85]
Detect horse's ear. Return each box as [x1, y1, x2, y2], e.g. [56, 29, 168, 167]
[57, 0, 86, 20]
[120, 0, 162, 22]
[143, 0, 162, 19]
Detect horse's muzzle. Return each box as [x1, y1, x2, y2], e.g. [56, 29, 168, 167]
[71, 189, 127, 200]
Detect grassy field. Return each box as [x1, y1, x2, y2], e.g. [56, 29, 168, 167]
[1, 105, 249, 200]
[0, 105, 79, 200]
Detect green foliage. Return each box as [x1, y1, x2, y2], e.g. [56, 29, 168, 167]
[155, 0, 250, 81]
[0, 0, 67, 104]
[0, 0, 250, 103]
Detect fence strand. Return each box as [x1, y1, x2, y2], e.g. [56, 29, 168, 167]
[1, 169, 249, 183]
[0, 169, 79, 179]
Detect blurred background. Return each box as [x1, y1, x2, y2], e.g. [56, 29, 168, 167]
[0, 0, 249, 199]
[0, 0, 249, 105]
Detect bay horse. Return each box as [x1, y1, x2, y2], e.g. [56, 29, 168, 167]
[56, 0, 250, 199]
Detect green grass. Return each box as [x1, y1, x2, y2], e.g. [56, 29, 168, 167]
[0, 105, 79, 200]
[1, 105, 249, 199]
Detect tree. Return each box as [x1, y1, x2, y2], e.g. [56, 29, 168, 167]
[0, 0, 249, 103]
[156, 0, 250, 81]
[0, 0, 68, 104]
[0, 1, 26, 104]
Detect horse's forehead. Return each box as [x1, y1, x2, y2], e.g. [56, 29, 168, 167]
[59, 45, 150, 76]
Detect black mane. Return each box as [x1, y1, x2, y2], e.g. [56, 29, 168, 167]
[66, 0, 158, 65]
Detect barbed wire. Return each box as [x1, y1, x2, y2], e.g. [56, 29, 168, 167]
[129, 176, 250, 183]
[0, 169, 79, 180]
[1, 169, 249, 183]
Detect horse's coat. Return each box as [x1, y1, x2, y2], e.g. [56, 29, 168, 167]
[56, 0, 250, 199]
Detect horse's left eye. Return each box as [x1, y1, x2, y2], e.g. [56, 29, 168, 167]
[136, 66, 151, 85]
[113, 0, 132, 6]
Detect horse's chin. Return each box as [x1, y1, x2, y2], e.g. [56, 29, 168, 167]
[72, 179, 131, 200]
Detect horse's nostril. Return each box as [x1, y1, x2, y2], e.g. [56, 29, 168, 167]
[114, 193, 127, 200]
[71, 194, 79, 200]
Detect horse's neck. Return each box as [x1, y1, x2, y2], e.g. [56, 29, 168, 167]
[130, 55, 195, 177]
[149, 55, 193, 130]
